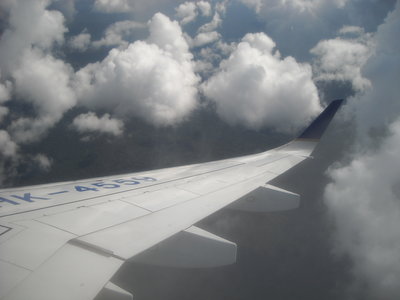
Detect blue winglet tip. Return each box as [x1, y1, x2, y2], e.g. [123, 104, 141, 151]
[297, 99, 344, 140]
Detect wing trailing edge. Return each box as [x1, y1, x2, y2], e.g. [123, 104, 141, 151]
[229, 184, 300, 212]
[132, 226, 237, 268]
[96, 282, 133, 300]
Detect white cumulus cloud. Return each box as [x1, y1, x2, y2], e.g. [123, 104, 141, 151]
[0, 79, 12, 103]
[9, 49, 76, 143]
[93, 0, 132, 13]
[0, 130, 18, 157]
[72, 112, 124, 136]
[75, 13, 199, 126]
[69, 31, 92, 52]
[92, 20, 146, 48]
[0, 0, 76, 143]
[197, 1, 212, 17]
[202, 32, 321, 133]
[187, 31, 221, 48]
[0, 0, 66, 74]
[198, 12, 222, 33]
[34, 153, 52, 171]
[0, 78, 12, 123]
[176, 1, 198, 25]
[176, 1, 214, 25]
[311, 27, 374, 92]
[184, 8, 223, 49]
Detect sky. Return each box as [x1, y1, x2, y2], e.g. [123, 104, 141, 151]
[0, 0, 399, 299]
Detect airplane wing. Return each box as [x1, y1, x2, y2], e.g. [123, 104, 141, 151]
[0, 99, 343, 300]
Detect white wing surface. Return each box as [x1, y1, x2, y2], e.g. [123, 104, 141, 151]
[0, 100, 343, 300]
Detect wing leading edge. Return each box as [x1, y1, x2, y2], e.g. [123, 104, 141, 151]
[0, 99, 344, 300]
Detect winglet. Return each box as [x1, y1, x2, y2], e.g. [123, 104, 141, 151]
[297, 99, 344, 140]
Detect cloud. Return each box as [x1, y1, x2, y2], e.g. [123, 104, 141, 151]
[93, 0, 132, 13]
[0, 79, 12, 103]
[92, 20, 146, 48]
[9, 49, 76, 143]
[68, 31, 92, 52]
[239, 0, 263, 13]
[237, 0, 345, 58]
[311, 26, 374, 92]
[175, 1, 217, 25]
[92, 0, 186, 19]
[0, 130, 18, 157]
[75, 13, 199, 126]
[198, 12, 222, 33]
[176, 1, 198, 25]
[238, 0, 396, 60]
[202, 32, 321, 133]
[0, 0, 76, 143]
[0, 0, 66, 73]
[51, 0, 77, 22]
[352, 3, 400, 133]
[197, 1, 212, 17]
[184, 8, 223, 49]
[34, 153, 52, 171]
[0, 78, 11, 122]
[0, 130, 18, 186]
[324, 3, 400, 299]
[215, 0, 229, 14]
[325, 120, 400, 299]
[0, 107, 8, 123]
[72, 112, 124, 136]
[338, 25, 365, 35]
[187, 31, 221, 48]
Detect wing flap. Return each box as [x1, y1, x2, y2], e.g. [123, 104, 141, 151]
[263, 155, 306, 174]
[133, 226, 237, 268]
[229, 184, 300, 212]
